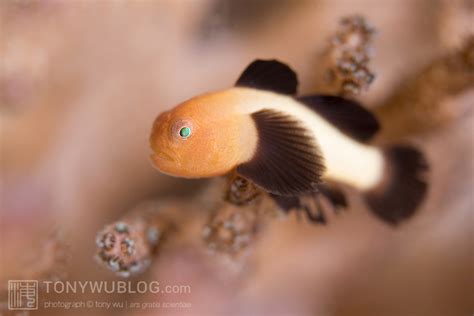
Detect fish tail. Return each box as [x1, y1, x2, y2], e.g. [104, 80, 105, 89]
[364, 145, 429, 225]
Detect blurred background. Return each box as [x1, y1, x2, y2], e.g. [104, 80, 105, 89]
[1, 0, 473, 315]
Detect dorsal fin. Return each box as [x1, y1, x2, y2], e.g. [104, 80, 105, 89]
[297, 95, 380, 142]
[235, 59, 298, 95]
[237, 109, 325, 196]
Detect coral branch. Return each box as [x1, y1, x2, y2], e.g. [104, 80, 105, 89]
[321, 15, 376, 96]
[202, 172, 279, 255]
[375, 36, 474, 140]
[202, 200, 278, 256]
[224, 171, 262, 206]
[95, 201, 177, 278]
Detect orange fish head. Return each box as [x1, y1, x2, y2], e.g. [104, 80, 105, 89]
[149, 94, 256, 178]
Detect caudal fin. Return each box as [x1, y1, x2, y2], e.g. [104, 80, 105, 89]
[365, 145, 429, 225]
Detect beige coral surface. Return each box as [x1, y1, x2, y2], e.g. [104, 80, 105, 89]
[1, 1, 472, 315]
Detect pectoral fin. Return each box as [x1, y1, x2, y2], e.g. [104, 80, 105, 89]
[237, 109, 325, 196]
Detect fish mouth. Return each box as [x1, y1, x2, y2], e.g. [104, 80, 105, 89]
[150, 150, 175, 163]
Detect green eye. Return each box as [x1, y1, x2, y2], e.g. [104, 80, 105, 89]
[179, 126, 191, 138]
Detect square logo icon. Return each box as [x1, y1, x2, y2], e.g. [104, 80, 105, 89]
[8, 280, 38, 310]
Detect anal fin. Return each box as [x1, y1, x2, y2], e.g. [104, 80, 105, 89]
[270, 184, 348, 224]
